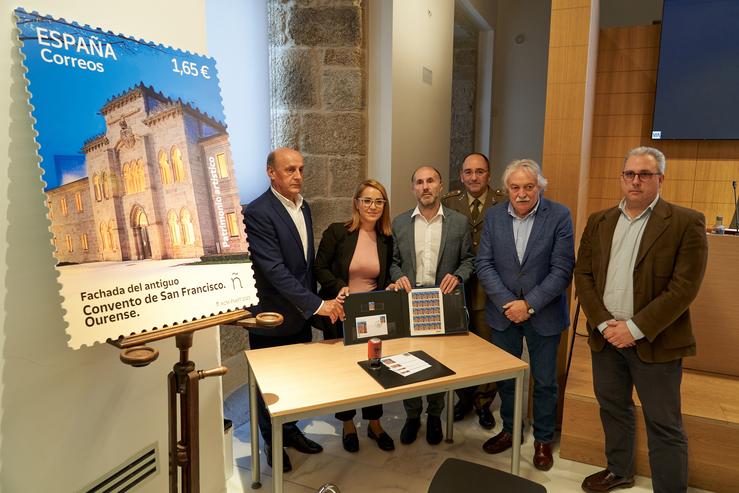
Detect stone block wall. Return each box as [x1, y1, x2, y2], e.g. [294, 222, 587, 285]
[449, 21, 478, 191]
[268, 0, 367, 243]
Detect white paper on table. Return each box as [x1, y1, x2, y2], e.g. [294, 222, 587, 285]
[355, 313, 389, 338]
[381, 352, 431, 377]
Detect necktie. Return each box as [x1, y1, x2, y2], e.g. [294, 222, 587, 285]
[471, 198, 481, 222]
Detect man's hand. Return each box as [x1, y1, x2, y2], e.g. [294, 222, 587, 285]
[502, 300, 530, 324]
[439, 273, 460, 294]
[603, 320, 636, 348]
[393, 276, 413, 292]
[317, 299, 345, 324]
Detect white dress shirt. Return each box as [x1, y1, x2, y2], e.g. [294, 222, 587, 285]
[270, 186, 308, 261]
[412, 204, 445, 287]
[598, 194, 661, 340]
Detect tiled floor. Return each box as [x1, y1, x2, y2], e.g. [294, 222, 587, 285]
[223, 385, 714, 493]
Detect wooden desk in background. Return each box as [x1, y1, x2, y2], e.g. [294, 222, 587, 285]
[686, 234, 739, 376]
[245, 332, 529, 493]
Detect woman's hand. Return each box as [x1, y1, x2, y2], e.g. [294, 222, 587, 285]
[336, 287, 350, 303]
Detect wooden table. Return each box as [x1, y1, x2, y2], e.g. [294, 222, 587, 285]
[245, 332, 529, 493]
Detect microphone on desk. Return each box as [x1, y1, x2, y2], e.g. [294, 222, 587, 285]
[734, 180, 739, 231]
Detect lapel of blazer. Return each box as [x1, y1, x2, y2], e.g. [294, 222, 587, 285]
[303, 201, 314, 264]
[597, 207, 621, 292]
[268, 192, 306, 265]
[342, 228, 360, 281]
[376, 232, 389, 287]
[521, 198, 549, 266]
[399, 210, 417, 276]
[499, 201, 521, 268]
[459, 192, 474, 224]
[635, 198, 671, 268]
[437, 206, 449, 269]
[478, 188, 496, 226]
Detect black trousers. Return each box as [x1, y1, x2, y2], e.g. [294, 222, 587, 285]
[335, 405, 383, 422]
[249, 326, 312, 446]
[592, 344, 687, 493]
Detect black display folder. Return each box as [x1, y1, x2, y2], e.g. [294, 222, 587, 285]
[342, 286, 468, 346]
[357, 350, 455, 389]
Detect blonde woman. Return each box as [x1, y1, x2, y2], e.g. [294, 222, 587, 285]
[314, 179, 395, 452]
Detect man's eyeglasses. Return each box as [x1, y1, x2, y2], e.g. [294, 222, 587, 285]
[621, 171, 662, 181]
[357, 197, 387, 208]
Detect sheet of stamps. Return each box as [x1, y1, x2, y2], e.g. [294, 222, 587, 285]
[408, 287, 445, 336]
[14, 8, 258, 348]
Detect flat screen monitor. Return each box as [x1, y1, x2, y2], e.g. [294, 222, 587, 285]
[652, 0, 739, 140]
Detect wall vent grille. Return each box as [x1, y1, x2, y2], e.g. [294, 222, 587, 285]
[79, 443, 159, 493]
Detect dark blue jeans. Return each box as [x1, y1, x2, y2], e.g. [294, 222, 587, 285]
[491, 321, 561, 443]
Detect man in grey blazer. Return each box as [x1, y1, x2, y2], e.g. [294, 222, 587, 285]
[477, 159, 575, 471]
[389, 165, 475, 446]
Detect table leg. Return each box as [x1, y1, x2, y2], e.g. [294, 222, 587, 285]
[511, 370, 523, 475]
[272, 417, 283, 493]
[445, 389, 454, 443]
[248, 364, 261, 489]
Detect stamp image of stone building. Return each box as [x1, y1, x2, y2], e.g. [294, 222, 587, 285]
[46, 83, 247, 264]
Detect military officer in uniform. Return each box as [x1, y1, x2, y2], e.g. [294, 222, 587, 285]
[442, 152, 505, 429]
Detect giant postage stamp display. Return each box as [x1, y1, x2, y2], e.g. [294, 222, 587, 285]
[15, 8, 258, 348]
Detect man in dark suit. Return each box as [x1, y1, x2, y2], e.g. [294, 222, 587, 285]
[244, 147, 344, 472]
[442, 152, 505, 429]
[575, 147, 708, 493]
[389, 165, 475, 446]
[477, 159, 575, 471]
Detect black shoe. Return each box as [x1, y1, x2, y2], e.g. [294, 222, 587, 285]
[426, 415, 443, 445]
[265, 444, 292, 473]
[477, 406, 495, 430]
[368, 427, 395, 451]
[284, 433, 323, 454]
[400, 418, 421, 445]
[342, 430, 359, 453]
[453, 398, 473, 421]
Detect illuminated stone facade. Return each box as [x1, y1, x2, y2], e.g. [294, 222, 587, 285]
[47, 84, 247, 264]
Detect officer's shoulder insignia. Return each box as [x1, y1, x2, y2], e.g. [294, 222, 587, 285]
[442, 189, 464, 201]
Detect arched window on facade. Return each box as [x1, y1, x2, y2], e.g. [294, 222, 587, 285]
[81, 233, 89, 251]
[107, 220, 117, 252]
[180, 208, 195, 245]
[122, 162, 131, 194]
[60, 197, 68, 216]
[167, 210, 182, 246]
[172, 146, 185, 182]
[99, 222, 108, 250]
[216, 152, 229, 179]
[135, 160, 146, 192]
[102, 172, 111, 199]
[74, 192, 84, 212]
[226, 211, 240, 238]
[65, 234, 73, 253]
[93, 173, 102, 202]
[159, 150, 172, 185]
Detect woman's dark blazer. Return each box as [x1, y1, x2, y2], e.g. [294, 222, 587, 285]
[314, 222, 393, 339]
